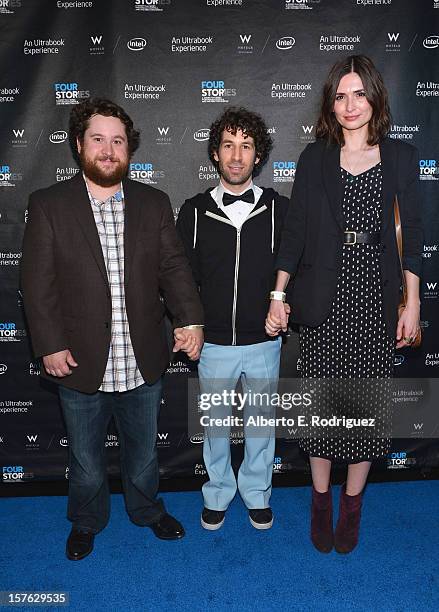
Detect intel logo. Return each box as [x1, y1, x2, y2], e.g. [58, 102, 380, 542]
[59, 437, 68, 447]
[190, 433, 204, 444]
[194, 129, 210, 142]
[127, 38, 147, 51]
[394, 355, 405, 366]
[49, 130, 67, 144]
[0, 364, 7, 375]
[423, 36, 439, 49]
[276, 36, 295, 50]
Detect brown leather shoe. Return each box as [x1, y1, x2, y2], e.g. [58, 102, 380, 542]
[310, 486, 333, 553]
[334, 484, 363, 554]
[66, 528, 94, 561]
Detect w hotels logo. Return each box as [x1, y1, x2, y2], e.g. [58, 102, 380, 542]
[300, 124, 315, 142]
[386, 32, 400, 52]
[12, 128, 27, 147]
[424, 281, 438, 299]
[89, 34, 104, 55]
[156, 126, 171, 145]
[238, 33, 253, 54]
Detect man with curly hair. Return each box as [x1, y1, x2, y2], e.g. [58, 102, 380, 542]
[177, 107, 289, 530]
[21, 98, 203, 560]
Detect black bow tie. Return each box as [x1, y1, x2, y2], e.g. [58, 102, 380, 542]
[222, 189, 255, 206]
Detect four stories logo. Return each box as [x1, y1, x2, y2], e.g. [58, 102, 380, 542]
[0, 164, 22, 187]
[54, 82, 90, 105]
[419, 159, 438, 180]
[135, 0, 170, 11]
[273, 161, 296, 183]
[129, 162, 165, 184]
[285, 0, 318, 9]
[201, 80, 236, 103]
[0, 0, 21, 15]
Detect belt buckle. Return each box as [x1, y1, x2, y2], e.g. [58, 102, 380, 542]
[344, 230, 357, 245]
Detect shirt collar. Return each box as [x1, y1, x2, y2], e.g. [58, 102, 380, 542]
[83, 172, 124, 206]
[215, 181, 255, 208]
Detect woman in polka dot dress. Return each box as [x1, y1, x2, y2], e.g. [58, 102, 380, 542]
[266, 55, 422, 554]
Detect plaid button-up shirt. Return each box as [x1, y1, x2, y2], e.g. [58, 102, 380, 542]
[85, 176, 144, 392]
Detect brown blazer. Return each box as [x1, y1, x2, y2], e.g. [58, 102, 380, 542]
[21, 173, 203, 393]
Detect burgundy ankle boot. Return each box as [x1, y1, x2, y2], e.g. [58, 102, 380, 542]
[334, 484, 363, 554]
[311, 486, 333, 553]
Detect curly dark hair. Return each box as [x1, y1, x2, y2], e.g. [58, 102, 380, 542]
[208, 107, 273, 175]
[68, 98, 140, 162]
[316, 55, 391, 146]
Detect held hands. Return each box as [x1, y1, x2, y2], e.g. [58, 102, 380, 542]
[42, 349, 78, 377]
[265, 301, 291, 336]
[173, 327, 204, 361]
[396, 302, 421, 349]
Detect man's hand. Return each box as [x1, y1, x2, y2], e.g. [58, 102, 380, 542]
[173, 328, 204, 360]
[42, 350, 78, 377]
[265, 301, 290, 336]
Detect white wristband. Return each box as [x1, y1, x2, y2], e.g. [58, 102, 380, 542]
[270, 291, 286, 302]
[182, 324, 204, 329]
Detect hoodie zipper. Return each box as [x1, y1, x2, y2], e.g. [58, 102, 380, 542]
[204, 203, 268, 346]
[231, 228, 241, 345]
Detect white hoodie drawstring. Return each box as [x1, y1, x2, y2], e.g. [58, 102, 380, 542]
[193, 207, 198, 249]
[271, 199, 275, 253]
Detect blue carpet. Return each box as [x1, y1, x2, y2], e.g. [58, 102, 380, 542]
[1, 482, 439, 612]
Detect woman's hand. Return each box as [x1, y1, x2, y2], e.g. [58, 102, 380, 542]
[396, 302, 420, 349]
[265, 301, 290, 336]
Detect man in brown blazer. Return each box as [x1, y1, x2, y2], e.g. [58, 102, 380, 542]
[21, 98, 204, 560]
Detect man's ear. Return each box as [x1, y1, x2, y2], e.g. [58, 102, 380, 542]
[76, 137, 82, 155]
[213, 150, 219, 162]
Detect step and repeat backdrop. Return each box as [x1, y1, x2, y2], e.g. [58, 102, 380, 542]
[1, 0, 438, 489]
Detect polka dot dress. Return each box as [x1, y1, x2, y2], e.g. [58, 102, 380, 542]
[299, 163, 394, 462]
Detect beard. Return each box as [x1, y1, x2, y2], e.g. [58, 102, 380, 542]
[80, 150, 129, 188]
[217, 158, 255, 188]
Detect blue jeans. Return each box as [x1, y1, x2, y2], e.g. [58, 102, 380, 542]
[59, 380, 165, 534]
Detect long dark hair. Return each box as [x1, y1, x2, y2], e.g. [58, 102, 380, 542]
[316, 55, 391, 146]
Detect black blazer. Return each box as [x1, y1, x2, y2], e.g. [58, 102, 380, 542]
[276, 137, 423, 336]
[21, 173, 203, 393]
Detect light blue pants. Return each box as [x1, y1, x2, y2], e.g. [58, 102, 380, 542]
[198, 339, 282, 511]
